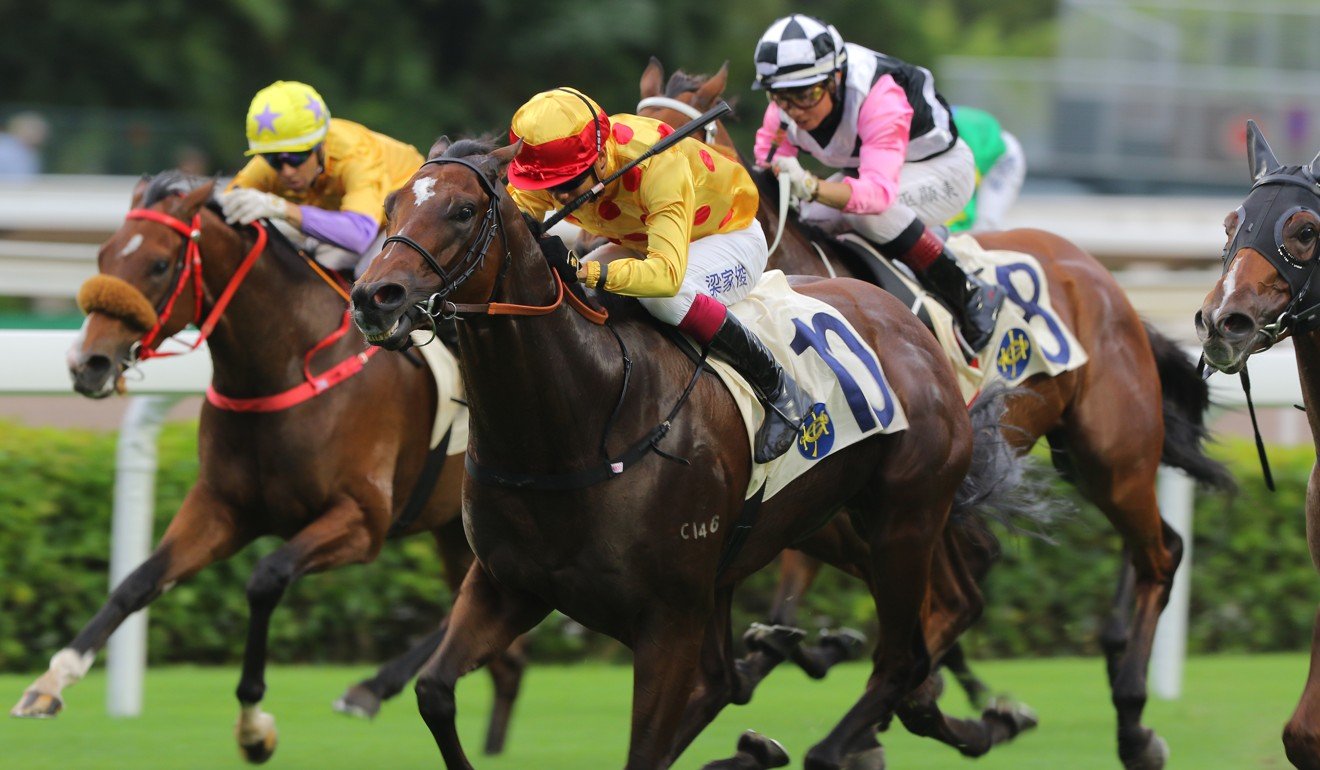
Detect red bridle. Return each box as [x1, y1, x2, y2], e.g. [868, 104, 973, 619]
[121, 206, 378, 412]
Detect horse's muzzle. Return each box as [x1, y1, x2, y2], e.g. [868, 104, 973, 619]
[351, 281, 419, 350]
[69, 351, 120, 398]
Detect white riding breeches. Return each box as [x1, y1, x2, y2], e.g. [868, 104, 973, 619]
[798, 138, 976, 243]
[587, 222, 768, 325]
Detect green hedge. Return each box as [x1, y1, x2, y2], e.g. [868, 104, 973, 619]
[0, 419, 1315, 672]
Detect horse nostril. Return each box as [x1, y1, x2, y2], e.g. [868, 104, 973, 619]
[82, 353, 112, 378]
[1216, 311, 1257, 341]
[1193, 309, 1206, 333]
[371, 284, 407, 311]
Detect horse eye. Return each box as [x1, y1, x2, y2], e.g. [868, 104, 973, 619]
[149, 259, 170, 276]
[1299, 224, 1317, 243]
[454, 206, 475, 223]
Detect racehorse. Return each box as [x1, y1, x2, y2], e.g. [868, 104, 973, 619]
[9, 172, 526, 761]
[350, 137, 1041, 769]
[638, 58, 1233, 769]
[1196, 122, 1320, 770]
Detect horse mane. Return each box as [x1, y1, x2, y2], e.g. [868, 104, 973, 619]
[444, 136, 501, 159]
[140, 170, 212, 207]
[663, 70, 740, 121]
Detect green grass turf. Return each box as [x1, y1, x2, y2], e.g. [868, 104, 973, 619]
[0, 654, 1307, 768]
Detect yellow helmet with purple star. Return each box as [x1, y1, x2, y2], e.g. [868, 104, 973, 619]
[244, 81, 331, 156]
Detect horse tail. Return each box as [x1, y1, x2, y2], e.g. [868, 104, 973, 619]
[950, 384, 1059, 558]
[1143, 322, 1237, 492]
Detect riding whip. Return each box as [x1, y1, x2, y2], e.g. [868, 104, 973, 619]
[541, 101, 734, 232]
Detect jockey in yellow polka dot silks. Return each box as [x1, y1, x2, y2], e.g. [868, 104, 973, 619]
[506, 87, 810, 462]
[220, 80, 423, 276]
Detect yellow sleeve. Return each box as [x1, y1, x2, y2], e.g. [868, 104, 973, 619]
[599, 155, 692, 298]
[227, 158, 277, 193]
[336, 153, 396, 224]
[506, 183, 554, 222]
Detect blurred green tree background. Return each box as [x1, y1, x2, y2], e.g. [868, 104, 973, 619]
[1, 0, 1055, 174]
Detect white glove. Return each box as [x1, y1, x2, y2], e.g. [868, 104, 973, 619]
[219, 188, 290, 225]
[771, 156, 819, 203]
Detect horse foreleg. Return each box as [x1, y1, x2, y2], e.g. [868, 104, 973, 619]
[234, 497, 382, 764]
[11, 487, 247, 718]
[414, 561, 549, 770]
[940, 643, 992, 711]
[1284, 466, 1320, 770]
[626, 609, 711, 770]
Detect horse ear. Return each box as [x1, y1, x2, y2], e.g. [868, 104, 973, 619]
[1247, 120, 1281, 182]
[179, 179, 216, 213]
[428, 135, 451, 160]
[1310, 148, 1320, 181]
[131, 174, 151, 208]
[489, 140, 522, 177]
[640, 56, 665, 99]
[695, 61, 729, 110]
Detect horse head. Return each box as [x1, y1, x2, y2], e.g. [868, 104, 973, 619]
[637, 57, 734, 150]
[351, 137, 526, 350]
[70, 173, 218, 397]
[1197, 121, 1320, 373]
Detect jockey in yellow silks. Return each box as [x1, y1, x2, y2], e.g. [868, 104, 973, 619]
[219, 80, 423, 276]
[506, 87, 810, 462]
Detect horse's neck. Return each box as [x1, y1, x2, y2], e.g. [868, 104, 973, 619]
[459, 221, 628, 465]
[1294, 333, 1320, 455]
[197, 215, 349, 392]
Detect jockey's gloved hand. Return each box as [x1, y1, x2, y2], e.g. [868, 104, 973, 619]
[537, 233, 580, 285]
[219, 188, 291, 226]
[771, 157, 820, 203]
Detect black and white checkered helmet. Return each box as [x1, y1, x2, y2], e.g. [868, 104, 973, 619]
[753, 14, 847, 91]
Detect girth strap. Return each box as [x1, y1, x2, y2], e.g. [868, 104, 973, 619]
[715, 484, 766, 578]
[387, 424, 455, 538]
[464, 421, 673, 491]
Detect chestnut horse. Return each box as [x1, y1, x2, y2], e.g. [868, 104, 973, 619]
[350, 137, 1044, 769]
[1196, 122, 1320, 770]
[638, 58, 1233, 770]
[9, 172, 525, 760]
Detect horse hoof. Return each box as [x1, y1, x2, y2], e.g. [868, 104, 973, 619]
[332, 684, 381, 720]
[841, 746, 885, 770]
[236, 711, 278, 765]
[238, 731, 278, 765]
[10, 689, 63, 719]
[982, 697, 1039, 739]
[742, 623, 806, 659]
[819, 628, 867, 661]
[1121, 730, 1168, 770]
[738, 730, 790, 768]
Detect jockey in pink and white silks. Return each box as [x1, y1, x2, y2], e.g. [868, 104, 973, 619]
[752, 14, 1004, 352]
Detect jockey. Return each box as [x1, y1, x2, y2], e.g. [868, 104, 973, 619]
[752, 14, 1004, 352]
[218, 80, 423, 277]
[946, 106, 1026, 234]
[506, 87, 809, 463]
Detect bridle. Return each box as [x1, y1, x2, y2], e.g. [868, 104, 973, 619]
[124, 207, 267, 361]
[380, 157, 607, 329]
[636, 96, 719, 146]
[1221, 169, 1320, 348]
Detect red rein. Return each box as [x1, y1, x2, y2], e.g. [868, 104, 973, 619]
[124, 207, 377, 412]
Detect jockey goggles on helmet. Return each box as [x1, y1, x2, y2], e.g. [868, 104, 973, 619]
[261, 148, 317, 171]
[767, 82, 831, 110]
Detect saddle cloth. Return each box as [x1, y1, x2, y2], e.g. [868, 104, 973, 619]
[704, 270, 908, 501]
[410, 330, 469, 454]
[837, 233, 1088, 403]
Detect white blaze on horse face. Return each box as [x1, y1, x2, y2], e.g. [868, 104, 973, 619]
[412, 178, 437, 207]
[118, 233, 144, 259]
[1215, 254, 1243, 319]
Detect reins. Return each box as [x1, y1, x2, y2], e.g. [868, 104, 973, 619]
[116, 205, 378, 412]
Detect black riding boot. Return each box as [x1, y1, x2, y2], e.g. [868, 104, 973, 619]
[921, 251, 1004, 352]
[708, 313, 811, 463]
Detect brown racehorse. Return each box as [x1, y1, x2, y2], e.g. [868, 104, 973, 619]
[8, 172, 526, 761]
[350, 137, 1043, 769]
[638, 58, 1233, 769]
[1197, 122, 1320, 770]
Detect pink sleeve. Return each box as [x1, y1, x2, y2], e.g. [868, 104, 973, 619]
[842, 75, 912, 215]
[752, 104, 799, 168]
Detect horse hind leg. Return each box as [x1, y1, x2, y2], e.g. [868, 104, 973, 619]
[11, 489, 247, 719]
[482, 635, 529, 755]
[895, 671, 1038, 758]
[334, 624, 447, 719]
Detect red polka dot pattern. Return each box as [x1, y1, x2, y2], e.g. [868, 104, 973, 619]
[639, 213, 648, 224]
[622, 167, 643, 192]
[719, 208, 735, 228]
[598, 200, 621, 220]
[693, 205, 711, 226]
[699, 149, 716, 172]
[625, 233, 648, 242]
[567, 215, 580, 224]
[656, 124, 674, 138]
[612, 123, 635, 145]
